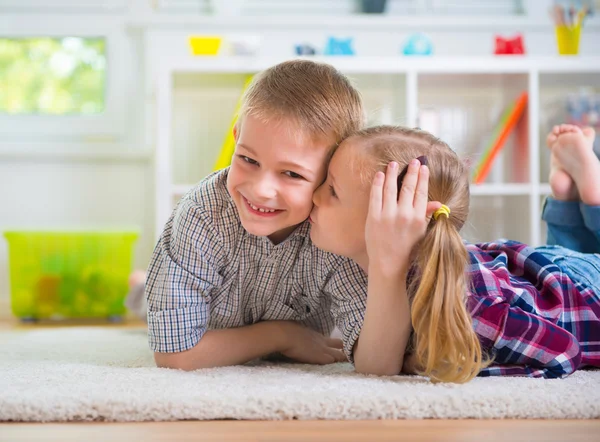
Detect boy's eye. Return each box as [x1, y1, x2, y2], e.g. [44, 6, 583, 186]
[284, 171, 304, 179]
[239, 155, 258, 166]
[329, 185, 337, 198]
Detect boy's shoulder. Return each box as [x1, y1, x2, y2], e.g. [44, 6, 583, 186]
[172, 168, 240, 242]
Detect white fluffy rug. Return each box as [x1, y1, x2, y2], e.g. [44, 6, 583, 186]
[1, 327, 599, 422]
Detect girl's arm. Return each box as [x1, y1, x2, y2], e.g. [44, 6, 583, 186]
[473, 302, 582, 378]
[353, 268, 411, 375]
[353, 159, 441, 375]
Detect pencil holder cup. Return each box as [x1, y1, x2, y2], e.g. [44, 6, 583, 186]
[555, 24, 581, 55]
[189, 36, 222, 56]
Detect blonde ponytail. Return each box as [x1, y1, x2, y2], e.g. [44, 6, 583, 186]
[410, 217, 489, 383]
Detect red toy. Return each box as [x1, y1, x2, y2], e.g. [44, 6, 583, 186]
[494, 34, 526, 55]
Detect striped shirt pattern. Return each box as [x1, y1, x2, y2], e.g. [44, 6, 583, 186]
[145, 168, 368, 360]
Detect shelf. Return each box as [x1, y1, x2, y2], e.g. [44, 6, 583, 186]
[127, 14, 600, 32]
[539, 183, 552, 195]
[159, 56, 600, 75]
[470, 183, 532, 196]
[154, 55, 597, 246]
[173, 183, 540, 198]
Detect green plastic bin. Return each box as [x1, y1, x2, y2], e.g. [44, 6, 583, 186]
[3, 230, 139, 321]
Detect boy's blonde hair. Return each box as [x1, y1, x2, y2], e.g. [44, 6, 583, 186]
[349, 125, 492, 384]
[238, 60, 365, 145]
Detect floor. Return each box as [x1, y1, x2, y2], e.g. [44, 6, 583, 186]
[2, 315, 600, 442]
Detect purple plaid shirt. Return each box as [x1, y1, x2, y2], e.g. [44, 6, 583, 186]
[466, 240, 600, 378]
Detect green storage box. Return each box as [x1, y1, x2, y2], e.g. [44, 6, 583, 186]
[3, 230, 139, 321]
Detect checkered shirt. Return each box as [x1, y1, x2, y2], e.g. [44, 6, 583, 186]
[145, 168, 368, 360]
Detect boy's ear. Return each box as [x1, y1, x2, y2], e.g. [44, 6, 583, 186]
[233, 123, 239, 141]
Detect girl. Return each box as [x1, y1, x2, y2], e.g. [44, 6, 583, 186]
[309, 123, 600, 383]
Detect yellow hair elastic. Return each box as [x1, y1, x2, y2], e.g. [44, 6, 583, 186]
[433, 204, 451, 220]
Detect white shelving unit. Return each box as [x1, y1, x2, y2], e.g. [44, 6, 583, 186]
[155, 55, 600, 246]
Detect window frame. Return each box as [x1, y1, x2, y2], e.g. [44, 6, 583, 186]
[0, 14, 129, 143]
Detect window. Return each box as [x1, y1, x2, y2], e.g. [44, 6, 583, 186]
[0, 14, 133, 145]
[0, 37, 106, 115]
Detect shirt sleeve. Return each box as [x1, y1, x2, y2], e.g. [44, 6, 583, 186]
[145, 197, 226, 353]
[474, 301, 582, 378]
[324, 258, 368, 363]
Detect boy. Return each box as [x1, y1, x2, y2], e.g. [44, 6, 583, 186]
[143, 60, 369, 370]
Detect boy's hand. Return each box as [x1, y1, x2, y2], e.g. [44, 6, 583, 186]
[365, 160, 442, 277]
[279, 322, 347, 364]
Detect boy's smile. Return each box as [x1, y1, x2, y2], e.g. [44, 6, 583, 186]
[242, 195, 283, 216]
[227, 114, 333, 244]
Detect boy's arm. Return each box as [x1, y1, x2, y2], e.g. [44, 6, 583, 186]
[154, 322, 288, 370]
[155, 319, 347, 370]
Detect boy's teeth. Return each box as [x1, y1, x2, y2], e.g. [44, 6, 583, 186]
[248, 200, 275, 213]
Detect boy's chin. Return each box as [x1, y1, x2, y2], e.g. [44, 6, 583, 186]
[240, 219, 304, 241]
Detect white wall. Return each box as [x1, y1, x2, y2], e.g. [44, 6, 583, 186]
[1, 0, 600, 306]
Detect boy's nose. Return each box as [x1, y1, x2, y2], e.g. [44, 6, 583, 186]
[253, 176, 278, 200]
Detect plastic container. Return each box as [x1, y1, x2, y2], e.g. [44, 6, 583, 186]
[189, 36, 222, 55]
[3, 230, 139, 321]
[555, 24, 581, 55]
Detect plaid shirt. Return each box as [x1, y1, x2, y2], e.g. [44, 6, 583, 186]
[467, 240, 600, 378]
[145, 169, 367, 360]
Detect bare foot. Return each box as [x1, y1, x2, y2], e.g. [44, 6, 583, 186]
[549, 124, 600, 205]
[547, 125, 578, 201]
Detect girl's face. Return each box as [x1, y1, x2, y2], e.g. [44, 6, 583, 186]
[310, 141, 371, 261]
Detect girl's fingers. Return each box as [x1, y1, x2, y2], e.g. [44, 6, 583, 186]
[369, 171, 385, 216]
[382, 162, 399, 214]
[398, 159, 420, 211]
[413, 165, 430, 215]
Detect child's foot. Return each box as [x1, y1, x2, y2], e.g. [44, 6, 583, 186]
[547, 125, 579, 201]
[549, 124, 600, 205]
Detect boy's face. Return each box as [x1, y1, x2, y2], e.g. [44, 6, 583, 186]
[310, 141, 370, 260]
[227, 114, 332, 244]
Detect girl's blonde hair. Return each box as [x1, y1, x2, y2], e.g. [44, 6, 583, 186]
[238, 60, 365, 145]
[349, 125, 492, 384]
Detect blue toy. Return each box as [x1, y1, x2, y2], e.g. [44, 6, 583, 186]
[295, 44, 317, 56]
[402, 33, 434, 56]
[324, 37, 355, 56]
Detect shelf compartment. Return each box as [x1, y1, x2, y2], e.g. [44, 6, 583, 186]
[417, 73, 530, 186]
[462, 195, 531, 245]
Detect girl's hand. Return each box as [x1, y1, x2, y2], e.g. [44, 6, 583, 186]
[365, 160, 442, 277]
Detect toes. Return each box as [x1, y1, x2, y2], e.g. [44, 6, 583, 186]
[546, 132, 558, 148]
[582, 126, 596, 141]
[559, 124, 582, 134]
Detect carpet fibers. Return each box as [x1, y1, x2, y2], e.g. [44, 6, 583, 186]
[1, 327, 599, 422]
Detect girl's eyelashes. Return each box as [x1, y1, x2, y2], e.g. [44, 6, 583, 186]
[238, 155, 258, 165]
[329, 185, 337, 198]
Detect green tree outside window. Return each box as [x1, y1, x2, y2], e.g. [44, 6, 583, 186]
[0, 37, 106, 115]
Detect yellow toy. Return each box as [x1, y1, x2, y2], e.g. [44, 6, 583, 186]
[213, 75, 254, 171]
